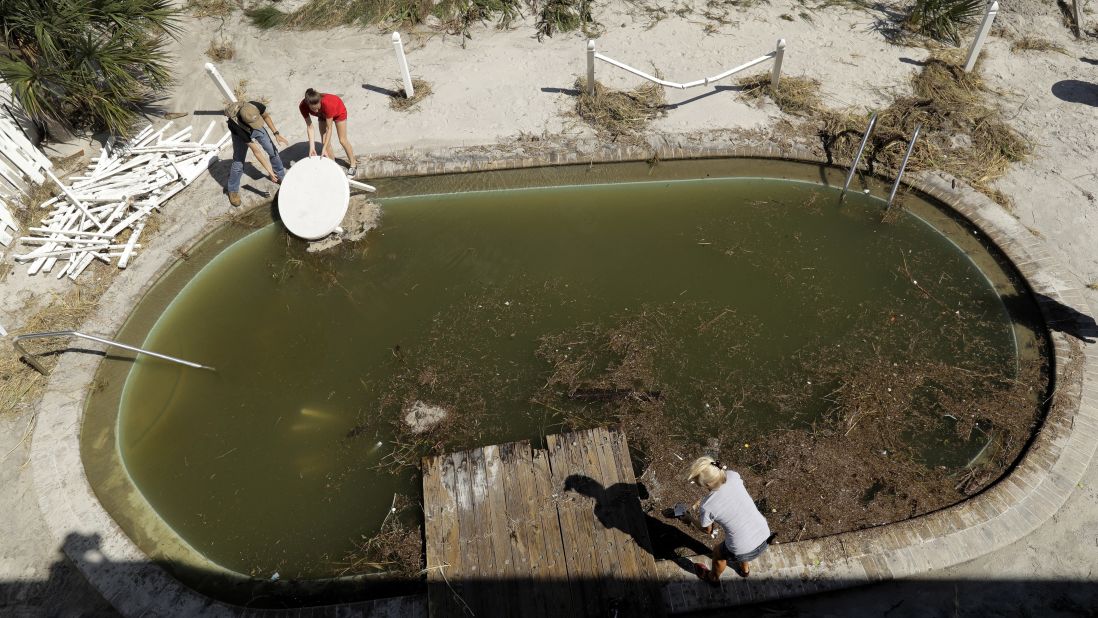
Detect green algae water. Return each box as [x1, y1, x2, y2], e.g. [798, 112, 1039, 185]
[115, 176, 1032, 579]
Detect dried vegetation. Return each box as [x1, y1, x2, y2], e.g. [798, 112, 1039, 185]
[0, 276, 114, 419]
[388, 79, 433, 111]
[818, 52, 1030, 195]
[737, 73, 823, 118]
[204, 40, 235, 61]
[185, 0, 238, 18]
[573, 77, 666, 142]
[244, 0, 597, 39]
[531, 300, 1047, 546]
[742, 51, 1030, 203]
[1010, 36, 1067, 54]
[337, 494, 423, 576]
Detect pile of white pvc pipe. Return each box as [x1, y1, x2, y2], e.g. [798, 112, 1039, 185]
[14, 121, 228, 280]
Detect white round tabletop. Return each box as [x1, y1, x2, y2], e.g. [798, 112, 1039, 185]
[278, 157, 350, 240]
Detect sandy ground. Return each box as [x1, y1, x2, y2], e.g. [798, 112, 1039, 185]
[2, 0, 1097, 614]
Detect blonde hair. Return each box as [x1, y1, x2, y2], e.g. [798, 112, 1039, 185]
[687, 456, 727, 491]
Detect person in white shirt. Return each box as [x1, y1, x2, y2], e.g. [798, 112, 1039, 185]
[686, 456, 774, 582]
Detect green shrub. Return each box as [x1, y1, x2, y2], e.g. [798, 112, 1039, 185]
[537, 0, 595, 40]
[0, 0, 180, 136]
[906, 0, 985, 45]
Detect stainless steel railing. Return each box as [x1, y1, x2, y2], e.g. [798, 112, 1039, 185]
[839, 112, 878, 202]
[887, 124, 923, 209]
[13, 330, 215, 376]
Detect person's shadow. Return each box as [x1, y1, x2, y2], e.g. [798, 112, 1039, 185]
[563, 474, 710, 572]
[1002, 292, 1098, 344]
[1051, 80, 1098, 107]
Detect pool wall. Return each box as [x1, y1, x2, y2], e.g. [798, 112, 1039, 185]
[29, 143, 1098, 616]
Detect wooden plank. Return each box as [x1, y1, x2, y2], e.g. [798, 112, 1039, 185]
[587, 427, 642, 580]
[530, 446, 578, 616]
[437, 455, 467, 617]
[450, 449, 479, 616]
[591, 427, 663, 615]
[607, 429, 660, 580]
[497, 442, 544, 618]
[572, 430, 628, 607]
[468, 447, 497, 576]
[461, 447, 496, 614]
[546, 432, 602, 617]
[423, 454, 460, 617]
[480, 445, 517, 616]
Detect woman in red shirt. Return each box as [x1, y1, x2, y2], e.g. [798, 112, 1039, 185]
[298, 88, 357, 177]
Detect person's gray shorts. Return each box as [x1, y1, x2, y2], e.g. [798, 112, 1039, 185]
[723, 538, 770, 563]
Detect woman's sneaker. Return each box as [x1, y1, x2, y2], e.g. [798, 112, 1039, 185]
[346, 166, 357, 178]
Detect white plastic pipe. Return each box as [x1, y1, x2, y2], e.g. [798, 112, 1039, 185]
[204, 62, 238, 103]
[392, 32, 414, 99]
[594, 53, 684, 88]
[348, 178, 377, 192]
[590, 45, 782, 91]
[699, 53, 775, 86]
[964, 2, 999, 72]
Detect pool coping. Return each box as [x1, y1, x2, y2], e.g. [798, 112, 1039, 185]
[28, 142, 1098, 617]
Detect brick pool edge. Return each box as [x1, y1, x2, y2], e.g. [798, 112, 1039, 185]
[28, 142, 1097, 617]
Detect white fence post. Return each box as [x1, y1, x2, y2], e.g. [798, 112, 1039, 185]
[392, 32, 414, 99]
[770, 39, 786, 90]
[964, 1, 999, 72]
[204, 63, 237, 103]
[587, 40, 596, 95]
[1073, 0, 1084, 38]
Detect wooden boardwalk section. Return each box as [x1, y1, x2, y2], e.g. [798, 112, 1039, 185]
[422, 426, 665, 617]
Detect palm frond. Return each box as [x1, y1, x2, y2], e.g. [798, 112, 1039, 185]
[0, 0, 180, 136]
[906, 0, 985, 46]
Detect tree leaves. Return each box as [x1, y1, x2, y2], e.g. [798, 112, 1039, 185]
[0, 0, 181, 137]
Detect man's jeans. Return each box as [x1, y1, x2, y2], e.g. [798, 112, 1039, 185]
[228, 128, 285, 193]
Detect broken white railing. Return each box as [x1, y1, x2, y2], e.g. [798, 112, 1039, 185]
[0, 105, 51, 196]
[13, 330, 215, 375]
[15, 121, 230, 280]
[0, 109, 52, 255]
[585, 38, 786, 95]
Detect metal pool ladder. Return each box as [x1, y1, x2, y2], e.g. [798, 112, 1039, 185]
[13, 330, 215, 376]
[886, 124, 923, 209]
[840, 112, 878, 202]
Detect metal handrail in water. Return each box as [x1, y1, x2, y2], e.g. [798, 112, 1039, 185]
[839, 112, 878, 202]
[13, 330, 215, 376]
[887, 124, 923, 209]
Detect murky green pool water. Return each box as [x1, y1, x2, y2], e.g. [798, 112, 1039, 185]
[107, 172, 1034, 581]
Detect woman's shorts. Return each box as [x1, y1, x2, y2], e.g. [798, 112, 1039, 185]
[718, 537, 770, 563]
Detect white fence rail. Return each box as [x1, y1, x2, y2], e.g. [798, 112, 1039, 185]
[585, 38, 786, 95]
[0, 104, 55, 254]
